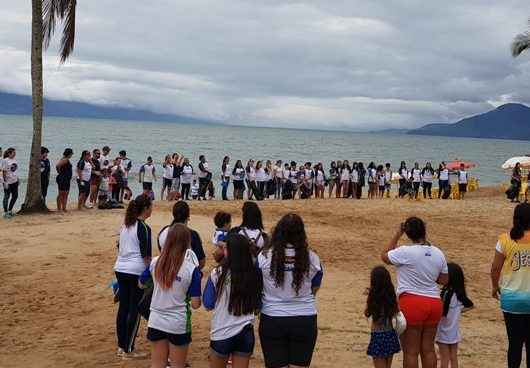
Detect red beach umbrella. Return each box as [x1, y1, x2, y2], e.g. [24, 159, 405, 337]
[446, 160, 477, 170]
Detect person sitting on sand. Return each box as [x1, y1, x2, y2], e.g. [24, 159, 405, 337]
[381, 217, 448, 368]
[139, 223, 202, 368]
[114, 194, 153, 359]
[491, 203, 530, 368]
[203, 233, 263, 368]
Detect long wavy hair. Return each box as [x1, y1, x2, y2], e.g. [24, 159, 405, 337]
[364, 266, 399, 322]
[441, 263, 473, 317]
[267, 213, 310, 295]
[155, 223, 191, 289]
[215, 234, 263, 316]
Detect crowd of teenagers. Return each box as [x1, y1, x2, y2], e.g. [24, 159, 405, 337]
[111, 194, 530, 368]
[0, 145, 475, 218]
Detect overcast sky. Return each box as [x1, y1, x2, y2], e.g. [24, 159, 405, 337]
[1, 1, 529, 130]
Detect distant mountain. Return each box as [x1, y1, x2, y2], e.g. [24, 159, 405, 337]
[409, 103, 530, 140]
[369, 128, 409, 134]
[0, 92, 212, 124]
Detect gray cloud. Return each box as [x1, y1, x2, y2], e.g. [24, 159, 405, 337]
[0, 0, 529, 130]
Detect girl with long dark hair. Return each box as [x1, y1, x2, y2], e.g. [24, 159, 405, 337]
[161, 154, 174, 201]
[221, 156, 231, 201]
[398, 161, 408, 198]
[140, 223, 202, 368]
[56, 148, 73, 212]
[365, 266, 401, 368]
[258, 213, 323, 368]
[114, 194, 153, 359]
[367, 162, 377, 200]
[76, 150, 93, 210]
[436, 263, 474, 368]
[236, 201, 267, 255]
[274, 160, 283, 200]
[232, 160, 245, 200]
[245, 160, 258, 200]
[203, 234, 263, 368]
[357, 162, 366, 199]
[491, 203, 530, 368]
[421, 162, 435, 199]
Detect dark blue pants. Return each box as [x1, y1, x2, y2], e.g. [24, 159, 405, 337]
[115, 272, 143, 353]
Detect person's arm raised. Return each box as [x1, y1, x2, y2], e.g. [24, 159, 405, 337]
[381, 224, 404, 264]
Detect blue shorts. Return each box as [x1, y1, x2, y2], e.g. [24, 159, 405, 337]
[147, 327, 191, 347]
[210, 324, 255, 358]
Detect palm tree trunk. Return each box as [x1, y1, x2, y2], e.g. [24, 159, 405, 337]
[21, 0, 48, 213]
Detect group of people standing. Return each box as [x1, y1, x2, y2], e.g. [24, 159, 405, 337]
[111, 196, 530, 368]
[1, 145, 474, 218]
[113, 199, 322, 368]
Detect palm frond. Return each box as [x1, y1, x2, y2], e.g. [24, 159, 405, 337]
[59, 0, 76, 63]
[42, 0, 77, 63]
[512, 32, 530, 57]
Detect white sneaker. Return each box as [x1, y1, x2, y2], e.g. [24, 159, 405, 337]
[117, 348, 125, 357]
[122, 351, 148, 360]
[84, 204, 93, 209]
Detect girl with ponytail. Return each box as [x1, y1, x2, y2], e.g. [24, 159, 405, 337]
[114, 194, 153, 358]
[491, 203, 530, 368]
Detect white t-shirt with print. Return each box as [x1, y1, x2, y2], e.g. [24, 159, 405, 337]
[387, 244, 448, 298]
[3, 158, 18, 184]
[258, 247, 323, 317]
[181, 164, 193, 184]
[145, 255, 202, 334]
[141, 164, 155, 183]
[78, 160, 92, 182]
[163, 163, 174, 179]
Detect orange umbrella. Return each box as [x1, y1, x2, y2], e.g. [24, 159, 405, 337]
[446, 160, 476, 170]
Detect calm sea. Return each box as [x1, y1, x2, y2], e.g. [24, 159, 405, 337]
[0, 114, 524, 207]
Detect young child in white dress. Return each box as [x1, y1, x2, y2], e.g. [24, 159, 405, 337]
[436, 263, 474, 368]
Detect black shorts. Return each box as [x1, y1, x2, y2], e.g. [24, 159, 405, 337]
[378, 185, 385, 191]
[147, 327, 191, 347]
[459, 183, 468, 193]
[77, 180, 90, 196]
[233, 180, 245, 191]
[210, 324, 255, 358]
[56, 176, 71, 192]
[163, 178, 172, 189]
[259, 314, 317, 368]
[143, 182, 153, 191]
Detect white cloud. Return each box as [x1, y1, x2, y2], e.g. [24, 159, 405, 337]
[0, 0, 529, 129]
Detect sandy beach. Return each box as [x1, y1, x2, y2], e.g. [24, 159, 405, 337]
[0, 187, 516, 368]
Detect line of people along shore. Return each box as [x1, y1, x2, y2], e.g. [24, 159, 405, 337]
[0, 145, 473, 218]
[114, 196, 530, 368]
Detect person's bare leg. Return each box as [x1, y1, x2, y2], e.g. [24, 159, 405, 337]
[373, 358, 387, 368]
[209, 352, 229, 368]
[151, 340, 169, 368]
[420, 326, 437, 368]
[386, 356, 394, 368]
[401, 326, 422, 368]
[168, 343, 189, 368]
[437, 343, 450, 368]
[231, 354, 251, 368]
[449, 343, 459, 368]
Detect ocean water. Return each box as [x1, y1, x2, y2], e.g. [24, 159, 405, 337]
[0, 114, 525, 206]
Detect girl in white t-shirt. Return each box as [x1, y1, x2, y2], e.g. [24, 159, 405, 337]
[314, 163, 326, 199]
[382, 217, 449, 368]
[257, 214, 323, 368]
[2, 147, 19, 218]
[436, 263, 474, 368]
[255, 161, 267, 200]
[203, 233, 263, 367]
[232, 160, 246, 200]
[180, 158, 193, 200]
[139, 223, 202, 367]
[161, 155, 174, 201]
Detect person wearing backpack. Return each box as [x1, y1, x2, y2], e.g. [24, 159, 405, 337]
[230, 202, 268, 257]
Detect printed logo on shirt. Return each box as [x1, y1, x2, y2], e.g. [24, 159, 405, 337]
[511, 250, 530, 272]
[10, 163, 17, 172]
